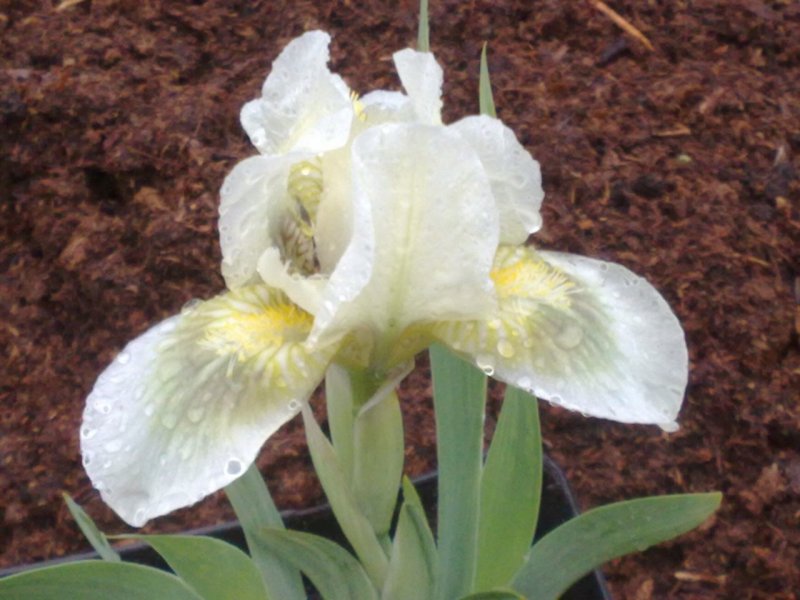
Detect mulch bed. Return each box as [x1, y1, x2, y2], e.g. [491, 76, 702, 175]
[1, 1, 798, 597]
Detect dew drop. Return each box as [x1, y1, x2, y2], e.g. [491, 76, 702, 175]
[476, 354, 495, 376]
[144, 404, 155, 417]
[496, 339, 515, 358]
[80, 426, 96, 440]
[288, 399, 301, 412]
[117, 352, 131, 365]
[226, 458, 243, 476]
[161, 413, 179, 429]
[104, 439, 122, 453]
[659, 421, 679, 433]
[555, 324, 583, 350]
[94, 400, 112, 415]
[187, 407, 205, 423]
[517, 376, 533, 391]
[82, 453, 92, 467]
[182, 298, 202, 313]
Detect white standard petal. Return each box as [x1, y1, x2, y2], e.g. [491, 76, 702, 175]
[450, 115, 544, 242]
[433, 246, 687, 428]
[392, 49, 443, 125]
[80, 286, 337, 526]
[241, 30, 353, 155]
[312, 123, 499, 366]
[218, 154, 301, 289]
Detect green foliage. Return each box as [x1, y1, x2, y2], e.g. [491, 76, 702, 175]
[512, 492, 723, 599]
[224, 464, 305, 599]
[430, 344, 487, 599]
[417, 0, 430, 52]
[0, 561, 203, 600]
[119, 535, 266, 600]
[62, 493, 120, 563]
[253, 529, 378, 600]
[479, 43, 497, 118]
[476, 387, 542, 590]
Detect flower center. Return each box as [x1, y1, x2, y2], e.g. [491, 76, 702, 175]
[491, 247, 576, 310]
[280, 158, 324, 275]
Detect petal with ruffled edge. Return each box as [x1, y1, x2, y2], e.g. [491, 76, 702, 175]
[433, 246, 687, 428]
[392, 49, 443, 125]
[311, 123, 499, 368]
[80, 286, 337, 526]
[218, 154, 302, 289]
[450, 115, 544, 243]
[240, 30, 353, 156]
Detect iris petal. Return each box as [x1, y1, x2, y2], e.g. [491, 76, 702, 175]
[80, 286, 336, 526]
[392, 48, 443, 125]
[433, 246, 687, 427]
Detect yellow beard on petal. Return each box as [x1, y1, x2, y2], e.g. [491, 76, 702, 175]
[196, 289, 313, 364]
[491, 246, 576, 311]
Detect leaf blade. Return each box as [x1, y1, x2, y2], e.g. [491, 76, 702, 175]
[254, 528, 379, 600]
[430, 344, 487, 599]
[224, 463, 305, 600]
[476, 386, 542, 590]
[62, 493, 120, 562]
[0, 561, 203, 600]
[512, 492, 723, 600]
[479, 43, 497, 118]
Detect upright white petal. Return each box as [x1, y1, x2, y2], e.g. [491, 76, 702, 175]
[81, 287, 336, 526]
[241, 30, 353, 156]
[312, 123, 499, 365]
[392, 49, 443, 125]
[434, 246, 687, 428]
[450, 115, 544, 242]
[218, 154, 298, 289]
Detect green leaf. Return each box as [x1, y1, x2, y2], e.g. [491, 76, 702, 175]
[475, 386, 542, 590]
[0, 561, 203, 600]
[326, 364, 357, 483]
[512, 492, 723, 600]
[417, 0, 430, 52]
[62, 493, 120, 562]
[254, 528, 378, 600]
[352, 389, 405, 539]
[461, 590, 525, 600]
[119, 535, 267, 600]
[430, 344, 487, 599]
[479, 43, 497, 118]
[302, 404, 389, 588]
[382, 478, 438, 600]
[224, 463, 305, 600]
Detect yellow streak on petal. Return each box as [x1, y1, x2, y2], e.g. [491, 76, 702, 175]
[199, 296, 313, 363]
[350, 90, 367, 122]
[491, 247, 575, 310]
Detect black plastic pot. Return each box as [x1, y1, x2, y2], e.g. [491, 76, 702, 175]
[1, 456, 611, 599]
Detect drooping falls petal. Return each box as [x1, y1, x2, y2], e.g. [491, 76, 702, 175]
[240, 30, 353, 156]
[392, 48, 443, 125]
[433, 246, 687, 427]
[312, 123, 499, 368]
[80, 287, 336, 527]
[450, 115, 544, 243]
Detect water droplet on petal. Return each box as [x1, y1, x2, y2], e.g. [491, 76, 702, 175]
[144, 404, 155, 417]
[82, 453, 93, 466]
[555, 323, 583, 350]
[497, 339, 515, 358]
[104, 440, 122, 453]
[226, 458, 243, 476]
[288, 399, 301, 412]
[117, 352, 130, 365]
[182, 298, 202, 313]
[161, 413, 179, 429]
[659, 421, 679, 433]
[476, 354, 495, 376]
[80, 426, 96, 440]
[187, 407, 205, 423]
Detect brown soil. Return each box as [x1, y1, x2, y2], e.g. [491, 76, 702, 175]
[1, 1, 799, 598]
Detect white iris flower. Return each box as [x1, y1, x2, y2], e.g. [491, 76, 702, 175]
[80, 31, 687, 527]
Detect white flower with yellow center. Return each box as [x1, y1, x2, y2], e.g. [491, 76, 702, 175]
[81, 31, 686, 527]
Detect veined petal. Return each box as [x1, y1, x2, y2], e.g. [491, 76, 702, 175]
[80, 286, 336, 527]
[219, 154, 299, 289]
[450, 115, 544, 242]
[433, 246, 687, 428]
[392, 49, 443, 124]
[312, 123, 499, 366]
[241, 30, 353, 156]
